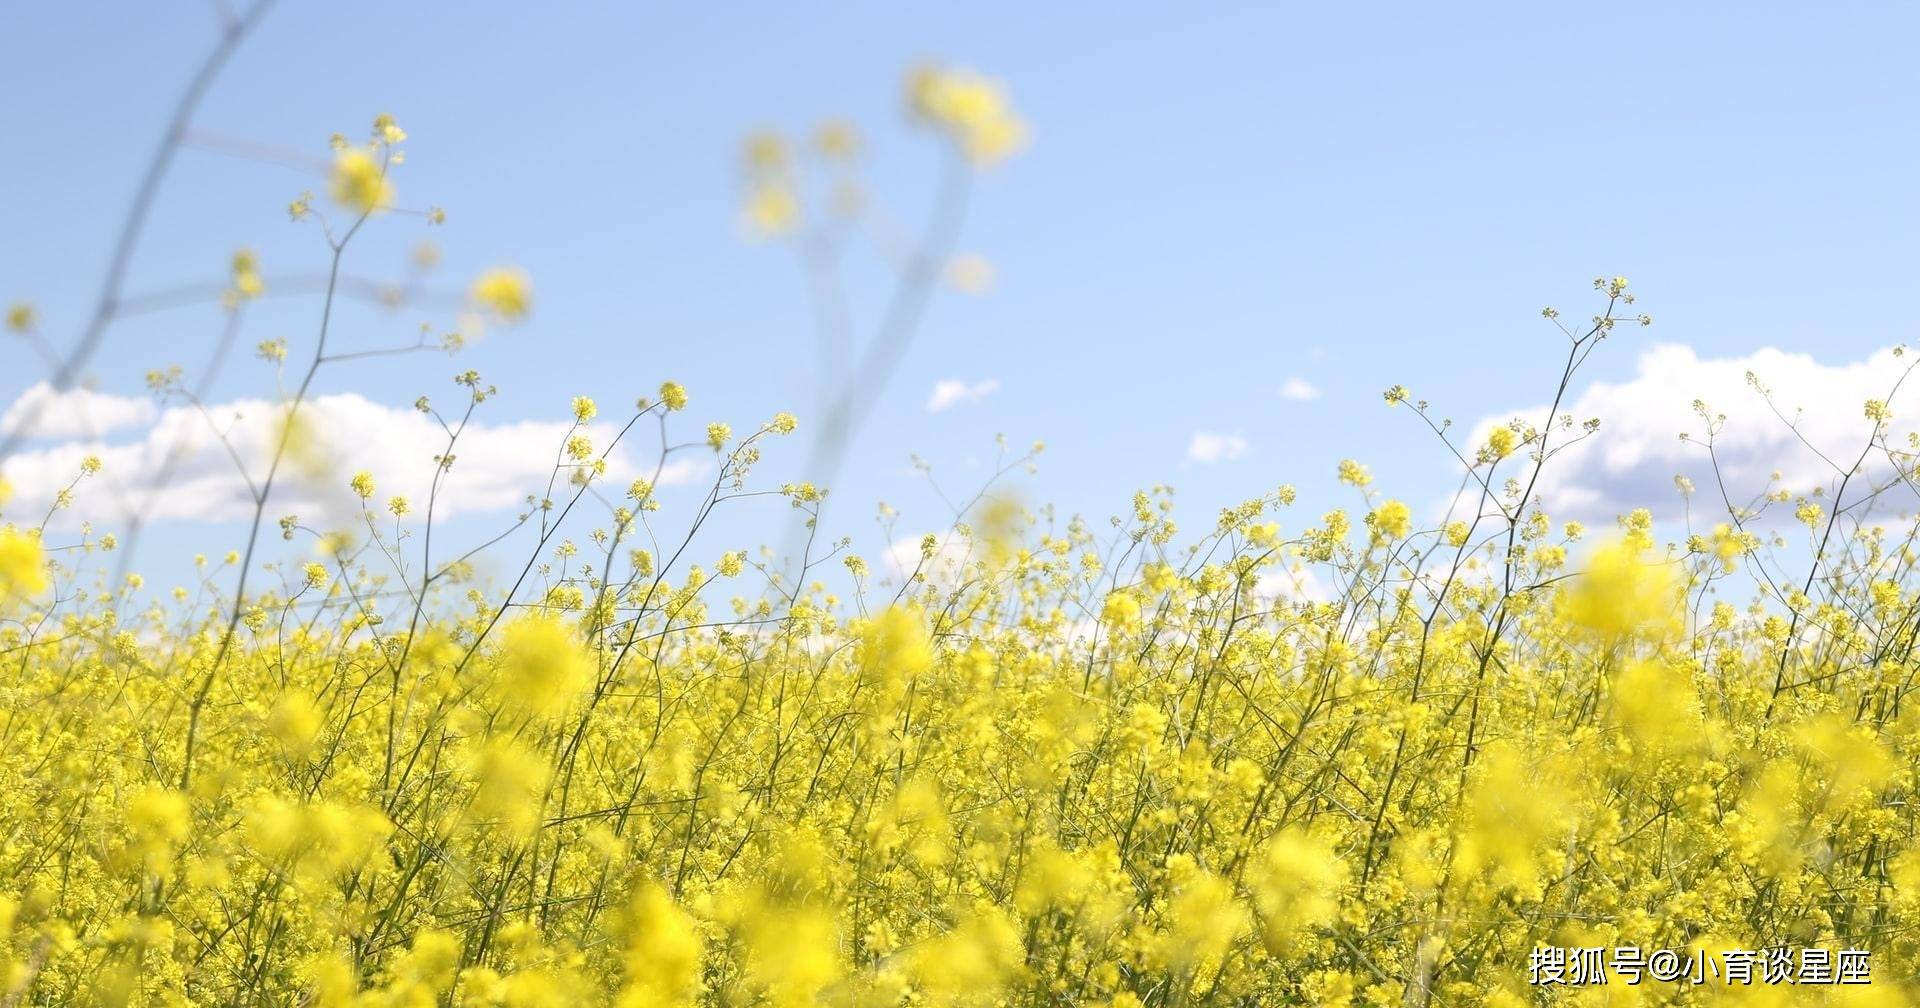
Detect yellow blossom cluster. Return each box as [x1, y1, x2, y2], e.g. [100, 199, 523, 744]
[735, 63, 1023, 241]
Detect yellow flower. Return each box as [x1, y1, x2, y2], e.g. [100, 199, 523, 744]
[1484, 425, 1517, 462]
[1368, 500, 1411, 541]
[493, 615, 595, 718]
[972, 492, 1025, 566]
[618, 885, 704, 1006]
[740, 904, 840, 1008]
[0, 529, 50, 601]
[126, 787, 191, 849]
[909, 905, 1022, 1006]
[1153, 859, 1247, 971]
[371, 112, 406, 145]
[471, 267, 532, 321]
[1102, 591, 1143, 627]
[466, 739, 550, 840]
[1796, 714, 1896, 809]
[1454, 741, 1573, 895]
[5, 301, 35, 332]
[1609, 660, 1702, 758]
[230, 247, 264, 299]
[1558, 538, 1679, 641]
[267, 693, 323, 756]
[328, 147, 392, 213]
[743, 183, 799, 237]
[907, 65, 1028, 166]
[1695, 521, 1755, 573]
[1248, 827, 1347, 959]
[861, 606, 933, 685]
[387, 929, 460, 995]
[659, 381, 688, 411]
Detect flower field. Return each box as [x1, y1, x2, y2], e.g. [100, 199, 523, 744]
[7, 325, 1920, 1006]
[3, 32, 1919, 1008]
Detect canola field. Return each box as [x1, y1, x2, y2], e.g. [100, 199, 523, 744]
[2, 56, 1916, 1008]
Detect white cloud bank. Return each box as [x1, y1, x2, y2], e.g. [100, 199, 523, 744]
[1187, 432, 1248, 464]
[0, 385, 708, 531]
[1462, 343, 1915, 522]
[926, 378, 1001, 413]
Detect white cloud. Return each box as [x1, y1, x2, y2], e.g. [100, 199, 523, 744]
[1461, 343, 1914, 523]
[0, 389, 709, 531]
[1279, 377, 1320, 401]
[883, 529, 972, 585]
[1187, 432, 1248, 464]
[1255, 564, 1333, 604]
[2, 382, 158, 439]
[926, 378, 1000, 413]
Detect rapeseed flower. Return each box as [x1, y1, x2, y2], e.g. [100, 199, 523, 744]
[471, 266, 533, 321]
[0, 528, 49, 600]
[328, 147, 392, 212]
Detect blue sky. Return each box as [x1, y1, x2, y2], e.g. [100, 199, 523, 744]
[4, 3, 1918, 586]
